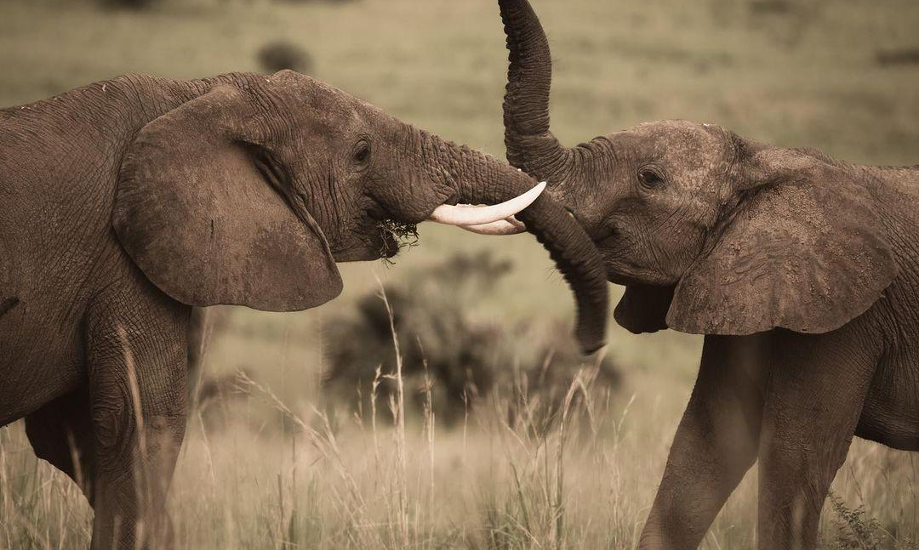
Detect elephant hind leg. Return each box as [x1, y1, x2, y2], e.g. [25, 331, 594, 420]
[24, 386, 97, 504]
[757, 326, 880, 550]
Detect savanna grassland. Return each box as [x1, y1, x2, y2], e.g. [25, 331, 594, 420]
[0, 0, 917, 548]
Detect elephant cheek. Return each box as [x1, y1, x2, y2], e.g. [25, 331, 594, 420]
[334, 249, 381, 262]
[331, 232, 398, 262]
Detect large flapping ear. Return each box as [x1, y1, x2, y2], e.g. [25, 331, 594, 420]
[114, 85, 343, 311]
[614, 284, 674, 334]
[667, 144, 897, 335]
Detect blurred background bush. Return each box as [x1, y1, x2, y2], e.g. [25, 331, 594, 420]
[323, 251, 620, 427]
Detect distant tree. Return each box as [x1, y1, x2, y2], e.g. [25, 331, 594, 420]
[257, 41, 313, 75]
[104, 0, 157, 9]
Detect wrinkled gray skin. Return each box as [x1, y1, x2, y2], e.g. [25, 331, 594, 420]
[495, 1, 918, 548]
[0, 70, 609, 549]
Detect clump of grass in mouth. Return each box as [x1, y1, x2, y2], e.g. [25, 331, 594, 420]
[377, 219, 419, 260]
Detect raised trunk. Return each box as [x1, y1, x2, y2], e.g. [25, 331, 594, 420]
[415, 129, 608, 353]
[499, 0, 572, 184]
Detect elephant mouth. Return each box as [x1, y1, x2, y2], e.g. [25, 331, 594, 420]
[375, 218, 419, 259]
[600, 252, 677, 287]
[333, 199, 420, 262]
[605, 269, 648, 287]
[589, 224, 668, 286]
[331, 219, 415, 263]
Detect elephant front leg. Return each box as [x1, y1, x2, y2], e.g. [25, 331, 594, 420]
[86, 295, 190, 550]
[756, 328, 878, 550]
[639, 335, 767, 550]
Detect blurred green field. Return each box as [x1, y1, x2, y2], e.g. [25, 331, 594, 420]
[0, 0, 917, 548]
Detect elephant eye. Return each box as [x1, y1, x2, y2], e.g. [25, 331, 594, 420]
[353, 140, 371, 165]
[638, 167, 664, 189]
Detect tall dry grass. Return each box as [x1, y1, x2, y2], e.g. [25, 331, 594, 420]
[1, 285, 916, 549]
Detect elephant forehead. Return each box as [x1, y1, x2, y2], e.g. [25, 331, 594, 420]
[269, 76, 368, 129]
[646, 123, 721, 155]
[631, 122, 732, 182]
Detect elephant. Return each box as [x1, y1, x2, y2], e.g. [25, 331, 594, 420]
[0, 69, 610, 549]
[491, 0, 918, 548]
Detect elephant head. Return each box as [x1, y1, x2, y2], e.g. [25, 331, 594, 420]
[113, 70, 609, 351]
[495, 0, 898, 335]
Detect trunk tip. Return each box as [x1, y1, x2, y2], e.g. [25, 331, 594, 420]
[576, 329, 607, 355]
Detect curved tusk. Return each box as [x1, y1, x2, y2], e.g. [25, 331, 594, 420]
[457, 217, 527, 235]
[428, 181, 546, 226]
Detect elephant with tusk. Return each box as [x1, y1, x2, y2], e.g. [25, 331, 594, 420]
[492, 0, 918, 549]
[0, 69, 609, 550]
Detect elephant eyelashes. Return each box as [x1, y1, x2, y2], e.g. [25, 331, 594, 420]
[638, 168, 664, 189]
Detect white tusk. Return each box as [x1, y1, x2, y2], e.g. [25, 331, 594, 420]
[457, 217, 527, 235]
[427, 181, 546, 226]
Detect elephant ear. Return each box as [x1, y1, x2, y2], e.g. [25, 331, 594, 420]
[114, 85, 343, 311]
[667, 145, 897, 335]
[614, 284, 673, 334]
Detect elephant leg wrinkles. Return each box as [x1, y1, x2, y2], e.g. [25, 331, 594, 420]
[756, 324, 880, 550]
[84, 281, 190, 550]
[640, 324, 885, 550]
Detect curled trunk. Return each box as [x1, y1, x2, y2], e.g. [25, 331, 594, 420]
[416, 129, 608, 353]
[499, 0, 572, 184]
